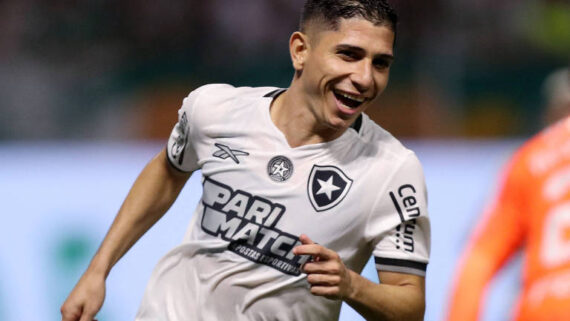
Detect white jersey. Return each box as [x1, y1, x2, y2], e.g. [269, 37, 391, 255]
[135, 84, 430, 321]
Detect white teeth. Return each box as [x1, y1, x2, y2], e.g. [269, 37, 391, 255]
[335, 90, 365, 103]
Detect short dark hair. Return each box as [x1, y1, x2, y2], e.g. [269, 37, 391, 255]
[300, 0, 398, 34]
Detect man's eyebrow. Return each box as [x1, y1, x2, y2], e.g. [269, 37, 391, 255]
[335, 44, 394, 61]
[375, 53, 395, 63]
[335, 44, 365, 52]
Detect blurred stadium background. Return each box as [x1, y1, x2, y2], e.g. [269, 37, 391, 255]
[0, 0, 568, 320]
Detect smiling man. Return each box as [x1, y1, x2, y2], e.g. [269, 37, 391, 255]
[61, 1, 430, 321]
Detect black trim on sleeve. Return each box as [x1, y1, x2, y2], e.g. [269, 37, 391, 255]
[263, 88, 286, 98]
[165, 147, 193, 173]
[374, 257, 427, 271]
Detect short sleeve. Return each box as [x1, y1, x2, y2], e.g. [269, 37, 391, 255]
[369, 153, 431, 276]
[166, 87, 204, 173]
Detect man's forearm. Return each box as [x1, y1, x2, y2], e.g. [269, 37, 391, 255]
[345, 271, 425, 321]
[87, 148, 191, 277]
[294, 236, 425, 321]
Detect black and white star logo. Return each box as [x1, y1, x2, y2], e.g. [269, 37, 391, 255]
[316, 176, 341, 200]
[272, 160, 290, 177]
[267, 156, 294, 182]
[307, 165, 353, 212]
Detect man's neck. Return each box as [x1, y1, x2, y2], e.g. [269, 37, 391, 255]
[270, 85, 347, 148]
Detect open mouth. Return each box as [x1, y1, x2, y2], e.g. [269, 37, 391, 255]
[333, 90, 366, 109]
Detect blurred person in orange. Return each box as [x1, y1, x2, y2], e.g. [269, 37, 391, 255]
[446, 67, 570, 321]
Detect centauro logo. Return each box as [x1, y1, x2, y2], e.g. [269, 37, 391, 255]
[200, 177, 310, 275]
[389, 184, 421, 253]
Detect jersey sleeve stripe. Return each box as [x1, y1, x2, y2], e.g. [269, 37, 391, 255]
[374, 257, 427, 276]
[166, 146, 194, 173]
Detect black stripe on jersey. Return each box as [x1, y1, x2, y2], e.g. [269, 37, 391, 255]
[165, 147, 193, 173]
[350, 114, 363, 134]
[263, 88, 287, 98]
[374, 257, 427, 272]
[389, 191, 406, 222]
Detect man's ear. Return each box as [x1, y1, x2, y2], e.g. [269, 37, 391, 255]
[289, 31, 310, 71]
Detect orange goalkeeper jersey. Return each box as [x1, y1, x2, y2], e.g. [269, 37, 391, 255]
[447, 116, 570, 321]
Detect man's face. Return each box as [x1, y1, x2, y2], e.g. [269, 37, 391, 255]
[297, 18, 395, 130]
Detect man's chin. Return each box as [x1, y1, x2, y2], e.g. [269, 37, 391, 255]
[327, 116, 354, 131]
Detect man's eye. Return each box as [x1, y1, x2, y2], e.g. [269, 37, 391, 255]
[338, 51, 358, 60]
[374, 59, 390, 69]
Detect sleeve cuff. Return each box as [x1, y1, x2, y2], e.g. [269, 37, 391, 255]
[374, 257, 427, 277]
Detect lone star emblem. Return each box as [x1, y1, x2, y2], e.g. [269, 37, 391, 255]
[316, 176, 341, 200]
[307, 165, 353, 212]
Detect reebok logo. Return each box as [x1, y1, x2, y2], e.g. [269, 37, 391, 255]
[213, 143, 249, 164]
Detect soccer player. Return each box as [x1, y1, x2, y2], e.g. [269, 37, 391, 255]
[446, 68, 570, 321]
[61, 1, 430, 320]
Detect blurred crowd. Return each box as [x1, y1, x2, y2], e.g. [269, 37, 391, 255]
[0, 0, 568, 140]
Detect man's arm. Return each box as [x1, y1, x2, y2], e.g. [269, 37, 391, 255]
[60, 148, 192, 321]
[293, 234, 425, 321]
[347, 270, 425, 321]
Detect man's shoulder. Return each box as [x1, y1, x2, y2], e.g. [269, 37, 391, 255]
[179, 84, 281, 121]
[359, 113, 415, 161]
[179, 84, 281, 133]
[190, 83, 281, 103]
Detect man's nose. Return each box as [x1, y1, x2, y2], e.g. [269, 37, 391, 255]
[351, 60, 374, 92]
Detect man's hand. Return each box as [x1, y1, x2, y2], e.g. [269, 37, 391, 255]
[293, 234, 355, 300]
[60, 271, 105, 321]
[61, 149, 190, 321]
